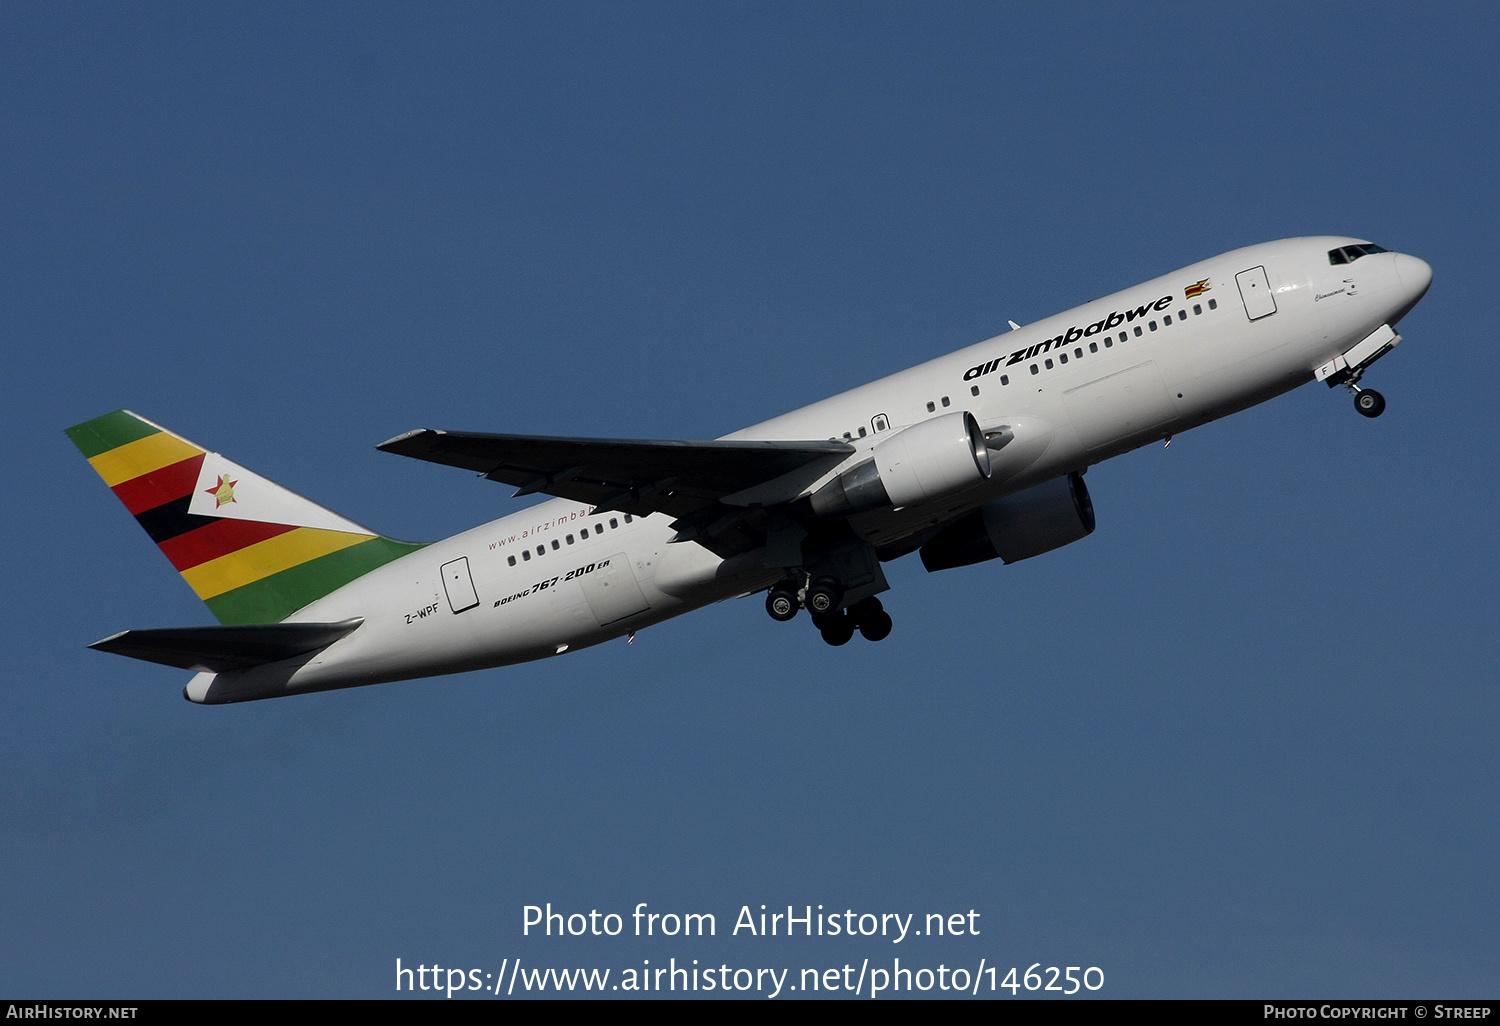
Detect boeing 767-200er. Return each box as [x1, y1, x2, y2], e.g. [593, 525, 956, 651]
[69, 237, 1432, 704]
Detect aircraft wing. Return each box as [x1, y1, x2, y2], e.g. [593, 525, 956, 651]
[377, 428, 855, 524]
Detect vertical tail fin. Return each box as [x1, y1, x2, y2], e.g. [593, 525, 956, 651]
[67, 410, 424, 625]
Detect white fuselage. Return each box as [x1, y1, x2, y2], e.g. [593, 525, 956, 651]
[187, 237, 1432, 703]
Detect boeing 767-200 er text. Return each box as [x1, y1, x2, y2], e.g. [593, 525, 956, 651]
[69, 237, 1432, 703]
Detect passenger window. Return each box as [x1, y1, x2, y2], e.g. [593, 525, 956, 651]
[1208, 298, 1217, 310]
[1149, 321, 1157, 331]
[843, 432, 852, 440]
[624, 514, 632, 523]
[1105, 338, 1113, 347]
[1045, 358, 1054, 369]
[609, 518, 618, 529]
[1119, 332, 1126, 342]
[941, 396, 950, 407]
[1089, 342, 1098, 353]
[566, 534, 574, 544]
[858, 426, 866, 437]
[551, 540, 559, 551]
[1193, 304, 1202, 315]
[1075, 348, 1083, 358]
[1059, 353, 1068, 364]
[1030, 364, 1039, 375]
[523, 550, 531, 561]
[1164, 315, 1172, 325]
[1177, 310, 1185, 320]
[926, 401, 935, 412]
[537, 546, 544, 556]
[1000, 374, 1009, 385]
[508, 555, 517, 566]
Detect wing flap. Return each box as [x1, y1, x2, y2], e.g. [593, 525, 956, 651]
[89, 618, 364, 673]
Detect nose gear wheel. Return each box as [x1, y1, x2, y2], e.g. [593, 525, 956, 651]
[1342, 370, 1387, 419]
[1352, 386, 1386, 418]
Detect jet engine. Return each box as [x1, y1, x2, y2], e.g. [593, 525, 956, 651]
[811, 411, 991, 518]
[919, 472, 1095, 571]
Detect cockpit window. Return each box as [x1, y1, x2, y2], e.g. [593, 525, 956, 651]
[1328, 243, 1389, 265]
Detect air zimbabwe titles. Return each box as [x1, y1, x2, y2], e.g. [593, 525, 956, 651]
[963, 294, 1174, 382]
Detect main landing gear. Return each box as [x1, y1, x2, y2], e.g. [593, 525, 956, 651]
[765, 584, 799, 622]
[765, 575, 842, 620]
[764, 578, 893, 645]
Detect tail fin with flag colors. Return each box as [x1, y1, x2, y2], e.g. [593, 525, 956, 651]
[67, 411, 425, 626]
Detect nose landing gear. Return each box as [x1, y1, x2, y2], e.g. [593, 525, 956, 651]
[1315, 324, 1401, 419]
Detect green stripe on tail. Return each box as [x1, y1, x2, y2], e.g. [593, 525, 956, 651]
[65, 410, 163, 459]
[205, 537, 427, 625]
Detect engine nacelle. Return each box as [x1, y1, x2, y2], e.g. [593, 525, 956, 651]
[811, 411, 991, 517]
[919, 472, 1095, 571]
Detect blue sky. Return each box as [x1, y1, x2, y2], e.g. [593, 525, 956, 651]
[3, 3, 1496, 998]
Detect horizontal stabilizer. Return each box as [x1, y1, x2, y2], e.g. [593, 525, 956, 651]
[89, 618, 364, 673]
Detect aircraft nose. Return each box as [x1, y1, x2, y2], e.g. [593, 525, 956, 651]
[1394, 253, 1433, 297]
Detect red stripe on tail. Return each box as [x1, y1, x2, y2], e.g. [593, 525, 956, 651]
[111, 454, 206, 515]
[156, 518, 299, 572]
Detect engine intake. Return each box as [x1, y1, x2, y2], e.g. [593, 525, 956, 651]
[811, 411, 991, 518]
[920, 472, 1095, 571]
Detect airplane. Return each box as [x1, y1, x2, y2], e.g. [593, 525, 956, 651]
[68, 236, 1433, 704]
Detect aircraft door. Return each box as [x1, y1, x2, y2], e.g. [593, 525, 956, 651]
[440, 557, 480, 613]
[1235, 266, 1277, 320]
[580, 553, 651, 626]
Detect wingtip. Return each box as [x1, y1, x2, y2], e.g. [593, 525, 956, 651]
[377, 428, 440, 452]
[87, 630, 131, 651]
